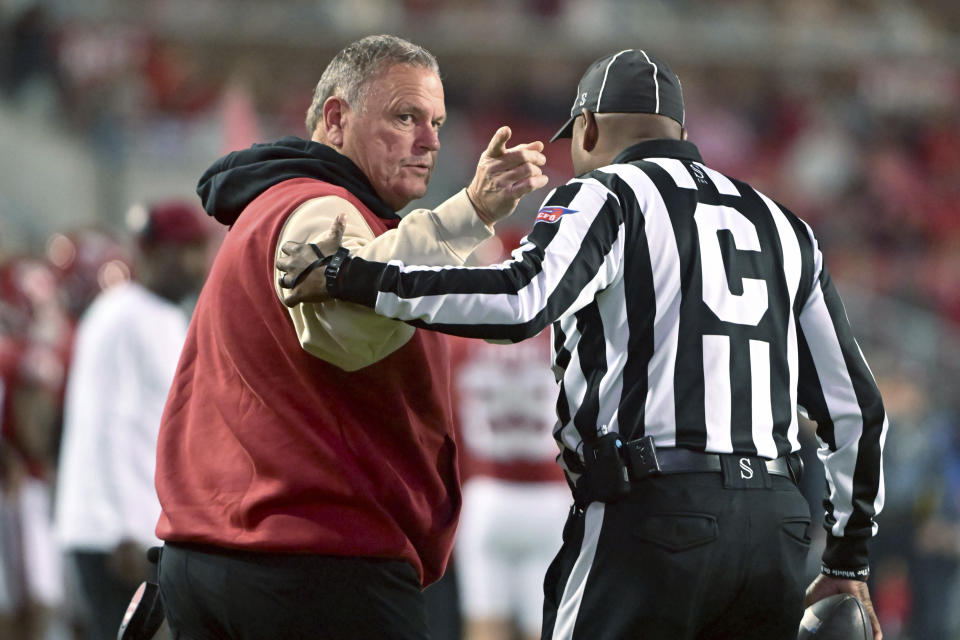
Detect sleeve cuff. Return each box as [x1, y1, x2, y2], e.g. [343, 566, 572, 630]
[430, 189, 494, 260]
[331, 256, 384, 308]
[821, 533, 870, 581]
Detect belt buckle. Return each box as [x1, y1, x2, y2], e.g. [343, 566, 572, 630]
[624, 436, 661, 481]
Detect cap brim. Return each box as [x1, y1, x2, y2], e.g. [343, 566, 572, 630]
[549, 115, 577, 143]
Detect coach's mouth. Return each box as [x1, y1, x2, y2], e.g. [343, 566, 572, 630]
[402, 163, 432, 178]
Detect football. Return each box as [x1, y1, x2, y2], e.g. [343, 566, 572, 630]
[797, 594, 871, 639]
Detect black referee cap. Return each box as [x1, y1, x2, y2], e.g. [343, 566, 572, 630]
[550, 49, 684, 143]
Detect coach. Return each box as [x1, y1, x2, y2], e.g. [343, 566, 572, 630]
[153, 35, 547, 639]
[279, 49, 886, 639]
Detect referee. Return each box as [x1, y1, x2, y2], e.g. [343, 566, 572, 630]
[278, 49, 886, 640]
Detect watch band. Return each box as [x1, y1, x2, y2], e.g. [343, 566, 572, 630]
[324, 247, 351, 295]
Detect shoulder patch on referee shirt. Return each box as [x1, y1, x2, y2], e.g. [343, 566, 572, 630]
[536, 206, 578, 224]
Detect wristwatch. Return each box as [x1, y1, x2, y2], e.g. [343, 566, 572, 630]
[324, 247, 350, 295]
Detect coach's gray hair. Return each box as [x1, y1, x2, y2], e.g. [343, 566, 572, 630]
[305, 35, 440, 136]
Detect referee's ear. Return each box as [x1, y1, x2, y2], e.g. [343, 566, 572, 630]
[681, 127, 688, 141]
[581, 109, 599, 152]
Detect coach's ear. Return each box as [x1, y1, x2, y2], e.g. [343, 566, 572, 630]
[580, 109, 599, 153]
[321, 96, 348, 148]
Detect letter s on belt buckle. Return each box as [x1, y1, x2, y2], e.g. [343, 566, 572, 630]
[624, 436, 661, 481]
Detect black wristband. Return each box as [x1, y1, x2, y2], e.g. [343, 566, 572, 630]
[324, 247, 351, 296]
[820, 564, 870, 581]
[821, 532, 871, 582]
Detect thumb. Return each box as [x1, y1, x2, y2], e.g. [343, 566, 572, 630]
[317, 213, 347, 255]
[485, 126, 511, 158]
[331, 213, 346, 240]
[321, 213, 346, 242]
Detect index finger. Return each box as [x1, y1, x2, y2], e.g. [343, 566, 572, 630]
[491, 146, 547, 168]
[507, 140, 545, 154]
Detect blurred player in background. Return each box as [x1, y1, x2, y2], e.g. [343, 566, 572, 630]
[0, 254, 73, 640]
[46, 228, 136, 325]
[54, 200, 210, 640]
[451, 230, 569, 640]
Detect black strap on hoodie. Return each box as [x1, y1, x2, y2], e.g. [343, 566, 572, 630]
[196, 137, 399, 226]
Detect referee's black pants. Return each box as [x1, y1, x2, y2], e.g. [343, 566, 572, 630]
[541, 472, 811, 640]
[158, 543, 430, 640]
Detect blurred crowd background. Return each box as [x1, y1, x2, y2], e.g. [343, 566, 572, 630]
[1, 0, 959, 638]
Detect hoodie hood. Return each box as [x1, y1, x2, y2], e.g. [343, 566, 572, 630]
[196, 136, 399, 226]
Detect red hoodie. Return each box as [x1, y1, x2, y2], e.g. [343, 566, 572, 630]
[155, 176, 459, 586]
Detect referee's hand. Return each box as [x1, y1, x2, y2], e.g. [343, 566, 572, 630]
[466, 126, 549, 226]
[805, 575, 882, 639]
[277, 214, 346, 306]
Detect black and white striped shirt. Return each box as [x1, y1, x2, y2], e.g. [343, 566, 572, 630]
[336, 138, 887, 570]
